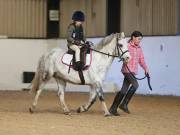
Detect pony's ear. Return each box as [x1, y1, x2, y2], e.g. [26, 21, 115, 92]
[120, 32, 125, 38]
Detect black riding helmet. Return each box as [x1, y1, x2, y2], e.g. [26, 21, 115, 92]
[72, 11, 85, 22]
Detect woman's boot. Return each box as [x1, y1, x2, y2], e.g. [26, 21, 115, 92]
[109, 92, 125, 116]
[119, 86, 136, 113]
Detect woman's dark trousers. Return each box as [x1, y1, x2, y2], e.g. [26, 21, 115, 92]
[109, 73, 138, 115]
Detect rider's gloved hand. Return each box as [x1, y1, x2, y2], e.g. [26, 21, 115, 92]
[85, 41, 90, 45]
[74, 40, 80, 45]
[85, 41, 93, 46]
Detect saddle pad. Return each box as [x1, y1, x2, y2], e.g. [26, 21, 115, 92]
[61, 53, 92, 67]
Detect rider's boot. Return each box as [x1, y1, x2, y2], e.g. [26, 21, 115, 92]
[74, 61, 82, 71]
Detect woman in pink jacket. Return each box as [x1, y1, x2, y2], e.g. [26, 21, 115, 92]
[109, 31, 149, 116]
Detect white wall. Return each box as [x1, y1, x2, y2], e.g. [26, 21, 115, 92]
[0, 36, 180, 96]
[0, 39, 46, 90]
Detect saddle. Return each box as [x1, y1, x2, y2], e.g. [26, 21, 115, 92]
[61, 45, 92, 84]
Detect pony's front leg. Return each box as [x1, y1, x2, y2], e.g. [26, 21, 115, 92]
[56, 79, 70, 115]
[58, 90, 70, 115]
[77, 87, 97, 113]
[96, 87, 111, 116]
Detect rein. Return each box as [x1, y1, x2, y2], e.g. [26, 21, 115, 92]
[89, 46, 129, 59]
[80, 39, 129, 61]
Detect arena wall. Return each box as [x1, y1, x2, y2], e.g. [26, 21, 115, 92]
[0, 36, 180, 96]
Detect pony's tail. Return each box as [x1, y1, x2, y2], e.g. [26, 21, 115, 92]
[30, 56, 44, 94]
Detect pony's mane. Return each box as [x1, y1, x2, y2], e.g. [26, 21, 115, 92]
[95, 33, 116, 50]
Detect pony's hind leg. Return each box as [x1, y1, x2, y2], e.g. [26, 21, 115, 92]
[29, 82, 46, 113]
[56, 79, 70, 115]
[77, 86, 97, 113]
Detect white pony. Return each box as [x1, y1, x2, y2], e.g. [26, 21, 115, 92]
[29, 32, 130, 116]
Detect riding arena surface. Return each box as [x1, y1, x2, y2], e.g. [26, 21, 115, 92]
[0, 90, 180, 135]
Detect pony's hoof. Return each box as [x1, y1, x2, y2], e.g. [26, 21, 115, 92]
[64, 111, 71, 115]
[29, 107, 34, 113]
[104, 113, 111, 117]
[77, 106, 86, 113]
[76, 107, 81, 113]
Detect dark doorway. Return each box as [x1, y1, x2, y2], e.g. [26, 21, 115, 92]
[47, 0, 60, 38]
[178, 0, 180, 35]
[107, 0, 121, 35]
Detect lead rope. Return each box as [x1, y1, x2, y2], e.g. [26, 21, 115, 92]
[125, 64, 152, 91]
[117, 47, 152, 91]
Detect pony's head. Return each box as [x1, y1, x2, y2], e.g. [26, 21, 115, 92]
[116, 32, 131, 63]
[94, 32, 130, 63]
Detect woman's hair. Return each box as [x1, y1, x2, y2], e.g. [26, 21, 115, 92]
[128, 31, 143, 42]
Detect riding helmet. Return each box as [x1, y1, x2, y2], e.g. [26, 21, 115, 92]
[72, 11, 85, 22]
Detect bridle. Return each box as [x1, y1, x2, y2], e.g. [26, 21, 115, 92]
[115, 37, 129, 61]
[83, 36, 129, 62]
